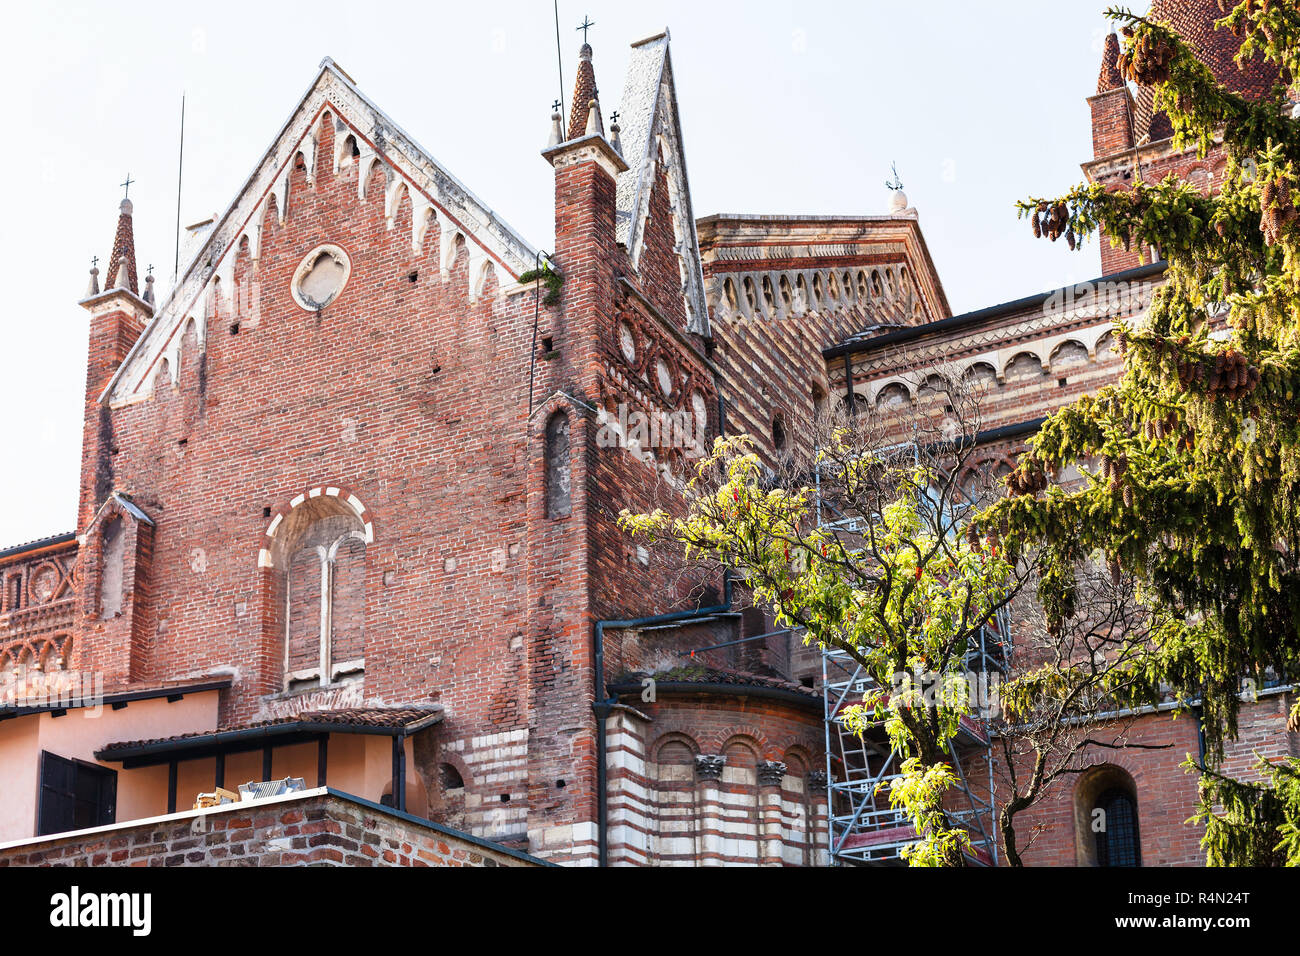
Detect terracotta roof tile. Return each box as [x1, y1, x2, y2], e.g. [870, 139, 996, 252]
[627, 665, 817, 698]
[1150, 0, 1278, 99]
[1133, 0, 1279, 143]
[99, 705, 442, 752]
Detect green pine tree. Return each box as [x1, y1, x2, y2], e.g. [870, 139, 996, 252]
[984, 1, 1300, 866]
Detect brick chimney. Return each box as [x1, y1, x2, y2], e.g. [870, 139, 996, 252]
[77, 198, 153, 535]
[542, 44, 628, 395]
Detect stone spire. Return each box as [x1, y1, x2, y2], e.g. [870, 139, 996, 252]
[547, 105, 564, 148]
[568, 42, 598, 141]
[609, 112, 623, 156]
[1097, 31, 1124, 93]
[584, 94, 605, 139]
[84, 261, 100, 298]
[104, 197, 139, 297]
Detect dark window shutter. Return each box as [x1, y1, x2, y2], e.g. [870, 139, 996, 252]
[37, 751, 116, 836]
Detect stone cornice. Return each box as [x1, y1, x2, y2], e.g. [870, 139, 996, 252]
[78, 288, 154, 321]
[542, 133, 630, 180]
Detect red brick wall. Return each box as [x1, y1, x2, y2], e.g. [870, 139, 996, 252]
[995, 697, 1298, 868]
[1089, 88, 1134, 162]
[70, 109, 609, 855]
[0, 792, 540, 867]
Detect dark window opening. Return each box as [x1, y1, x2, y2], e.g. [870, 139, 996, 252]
[439, 764, 464, 790]
[1094, 788, 1141, 867]
[407, 271, 419, 283]
[230, 322, 240, 335]
[772, 416, 787, 452]
[38, 751, 116, 836]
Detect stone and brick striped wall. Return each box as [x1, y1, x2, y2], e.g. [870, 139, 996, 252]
[604, 694, 827, 866]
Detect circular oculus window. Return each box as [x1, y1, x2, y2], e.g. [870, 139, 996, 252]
[292, 244, 352, 311]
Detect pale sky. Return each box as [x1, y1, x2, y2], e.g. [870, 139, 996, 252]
[0, 0, 1130, 546]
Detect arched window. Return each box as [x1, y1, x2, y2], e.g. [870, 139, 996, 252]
[1094, 788, 1141, 867]
[435, 763, 467, 830]
[772, 415, 787, 453]
[1074, 764, 1142, 866]
[545, 412, 572, 519]
[274, 497, 367, 692]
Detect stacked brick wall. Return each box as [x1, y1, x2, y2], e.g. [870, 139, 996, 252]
[0, 791, 540, 867]
[997, 711, 1202, 866]
[1086, 141, 1228, 275]
[72, 107, 603, 861]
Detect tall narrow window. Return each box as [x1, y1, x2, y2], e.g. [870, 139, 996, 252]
[1094, 788, 1141, 867]
[99, 517, 124, 619]
[546, 412, 572, 519]
[1075, 764, 1142, 866]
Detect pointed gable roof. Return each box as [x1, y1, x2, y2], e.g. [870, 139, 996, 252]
[101, 58, 544, 407]
[613, 31, 710, 337]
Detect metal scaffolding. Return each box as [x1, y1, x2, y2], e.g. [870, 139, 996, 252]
[821, 608, 1010, 866]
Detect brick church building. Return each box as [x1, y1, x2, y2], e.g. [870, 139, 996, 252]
[0, 0, 1294, 867]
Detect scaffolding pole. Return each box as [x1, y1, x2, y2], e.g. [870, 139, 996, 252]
[821, 607, 1009, 866]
